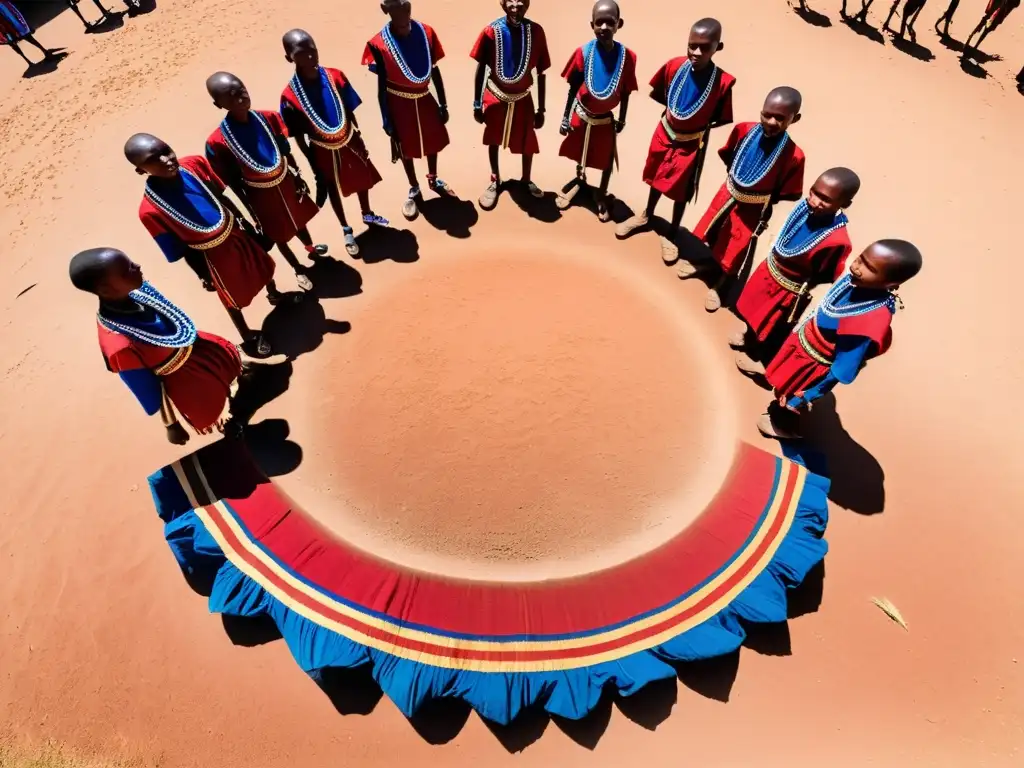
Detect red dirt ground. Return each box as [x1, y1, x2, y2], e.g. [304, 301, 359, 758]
[0, 0, 1022, 766]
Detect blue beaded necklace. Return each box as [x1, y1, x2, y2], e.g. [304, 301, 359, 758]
[774, 200, 848, 258]
[221, 112, 282, 175]
[818, 275, 895, 319]
[491, 17, 532, 85]
[382, 20, 432, 84]
[145, 169, 226, 235]
[666, 61, 717, 121]
[98, 282, 198, 348]
[729, 124, 789, 189]
[583, 39, 625, 101]
[290, 67, 347, 138]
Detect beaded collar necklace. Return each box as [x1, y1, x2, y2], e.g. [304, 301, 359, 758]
[382, 20, 432, 84]
[666, 60, 717, 121]
[145, 169, 226, 235]
[290, 67, 347, 138]
[98, 282, 197, 348]
[773, 200, 848, 258]
[729, 124, 789, 189]
[818, 275, 896, 319]
[584, 39, 625, 101]
[491, 17, 532, 86]
[221, 111, 282, 175]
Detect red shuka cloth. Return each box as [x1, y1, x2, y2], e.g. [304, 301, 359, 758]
[206, 110, 320, 244]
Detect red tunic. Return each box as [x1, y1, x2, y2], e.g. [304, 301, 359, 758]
[558, 43, 638, 171]
[765, 306, 893, 400]
[693, 123, 806, 275]
[362, 23, 449, 160]
[642, 58, 735, 202]
[281, 68, 382, 199]
[736, 227, 852, 343]
[99, 328, 242, 432]
[139, 155, 276, 311]
[470, 20, 551, 155]
[206, 110, 320, 244]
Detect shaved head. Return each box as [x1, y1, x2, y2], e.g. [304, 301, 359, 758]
[124, 132, 164, 165]
[69, 247, 122, 293]
[819, 167, 861, 200]
[765, 86, 802, 113]
[206, 71, 241, 99]
[593, 0, 621, 19]
[282, 28, 313, 53]
[871, 239, 923, 284]
[691, 17, 723, 41]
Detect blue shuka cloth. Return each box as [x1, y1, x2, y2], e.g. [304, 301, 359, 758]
[102, 307, 177, 415]
[368, 23, 430, 77]
[147, 173, 222, 263]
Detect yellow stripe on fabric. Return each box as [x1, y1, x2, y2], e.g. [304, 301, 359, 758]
[194, 462, 805, 671]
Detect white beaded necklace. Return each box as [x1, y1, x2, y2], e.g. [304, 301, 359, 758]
[221, 112, 282, 175]
[382, 20, 432, 84]
[584, 39, 625, 101]
[730, 125, 789, 189]
[666, 61, 717, 121]
[491, 17, 532, 86]
[145, 169, 226, 235]
[774, 200, 848, 258]
[291, 67, 348, 138]
[818, 275, 895, 319]
[98, 282, 198, 348]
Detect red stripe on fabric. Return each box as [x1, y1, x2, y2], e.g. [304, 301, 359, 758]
[206, 458, 796, 660]
[210, 445, 788, 640]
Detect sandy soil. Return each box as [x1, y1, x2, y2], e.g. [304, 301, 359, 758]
[0, 0, 1022, 766]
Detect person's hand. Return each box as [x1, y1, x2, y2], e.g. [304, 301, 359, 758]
[166, 423, 190, 445]
[559, 119, 570, 136]
[201, 279, 216, 292]
[294, 173, 310, 200]
[438, 104, 450, 125]
[534, 111, 546, 130]
[778, 392, 809, 413]
[615, 119, 626, 134]
[314, 174, 328, 208]
[240, 218, 260, 238]
[474, 107, 485, 124]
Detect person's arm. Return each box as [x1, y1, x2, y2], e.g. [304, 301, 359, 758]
[560, 69, 583, 133]
[280, 101, 315, 167]
[117, 368, 189, 444]
[431, 65, 449, 124]
[648, 61, 669, 106]
[785, 335, 873, 410]
[369, 47, 393, 136]
[616, 91, 631, 133]
[535, 71, 546, 129]
[473, 60, 488, 122]
[207, 143, 257, 223]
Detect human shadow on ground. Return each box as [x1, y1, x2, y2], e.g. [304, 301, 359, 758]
[507, 182, 563, 223]
[841, 15, 886, 44]
[86, 10, 126, 33]
[958, 55, 989, 79]
[260, 296, 351, 361]
[355, 225, 420, 264]
[132, 0, 158, 16]
[557, 182, 635, 227]
[419, 196, 479, 238]
[22, 50, 69, 79]
[230, 361, 295, 427]
[890, 35, 935, 62]
[306, 256, 363, 300]
[795, 393, 886, 515]
[793, 3, 833, 27]
[243, 417, 304, 478]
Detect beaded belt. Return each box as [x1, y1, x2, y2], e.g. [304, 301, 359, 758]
[154, 345, 193, 376]
[797, 321, 833, 367]
[726, 175, 772, 205]
[768, 254, 811, 321]
[310, 125, 356, 151]
[243, 162, 288, 189]
[574, 101, 613, 126]
[189, 211, 234, 251]
[660, 114, 704, 144]
[487, 80, 531, 104]
[387, 86, 428, 99]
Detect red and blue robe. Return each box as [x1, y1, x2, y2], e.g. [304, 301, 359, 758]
[98, 282, 241, 432]
[694, 122, 805, 276]
[139, 155, 276, 311]
[642, 58, 735, 202]
[0, 1, 30, 43]
[736, 199, 852, 343]
[470, 17, 551, 155]
[765, 275, 895, 410]
[362, 21, 449, 160]
[205, 110, 320, 244]
[558, 39, 638, 172]
[280, 67, 382, 199]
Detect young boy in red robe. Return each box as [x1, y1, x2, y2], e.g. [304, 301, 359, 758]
[205, 71, 327, 287]
[471, 0, 551, 211]
[554, 0, 638, 222]
[732, 167, 859, 373]
[682, 87, 806, 313]
[70, 247, 245, 445]
[281, 30, 389, 258]
[615, 18, 735, 264]
[757, 240, 922, 440]
[363, 0, 455, 221]
[125, 133, 299, 358]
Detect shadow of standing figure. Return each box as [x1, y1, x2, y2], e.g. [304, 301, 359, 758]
[260, 296, 351, 360]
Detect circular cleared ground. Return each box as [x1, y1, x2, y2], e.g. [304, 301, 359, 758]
[284, 249, 739, 580]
